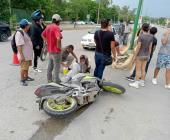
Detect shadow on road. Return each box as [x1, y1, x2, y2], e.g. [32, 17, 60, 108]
[29, 105, 90, 140]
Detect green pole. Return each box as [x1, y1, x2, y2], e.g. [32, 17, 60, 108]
[129, 0, 144, 50]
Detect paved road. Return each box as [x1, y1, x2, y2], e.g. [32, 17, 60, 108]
[0, 27, 170, 140]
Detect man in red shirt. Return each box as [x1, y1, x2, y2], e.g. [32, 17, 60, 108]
[42, 14, 62, 83]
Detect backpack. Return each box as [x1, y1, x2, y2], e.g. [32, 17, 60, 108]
[11, 30, 24, 54]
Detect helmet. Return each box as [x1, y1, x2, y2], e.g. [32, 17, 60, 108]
[31, 10, 42, 21]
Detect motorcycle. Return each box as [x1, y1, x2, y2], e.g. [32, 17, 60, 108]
[34, 73, 125, 117]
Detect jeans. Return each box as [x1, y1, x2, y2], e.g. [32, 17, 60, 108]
[47, 53, 61, 83]
[131, 55, 152, 78]
[94, 52, 107, 79]
[123, 33, 129, 45]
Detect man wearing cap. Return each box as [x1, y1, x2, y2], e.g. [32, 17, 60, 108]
[15, 19, 34, 86]
[42, 14, 62, 83]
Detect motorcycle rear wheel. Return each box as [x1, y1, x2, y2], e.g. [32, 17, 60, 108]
[100, 81, 125, 94]
[43, 97, 77, 117]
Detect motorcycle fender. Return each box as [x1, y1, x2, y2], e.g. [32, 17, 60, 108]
[39, 98, 46, 110]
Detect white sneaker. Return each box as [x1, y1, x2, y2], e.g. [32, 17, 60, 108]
[165, 85, 170, 89]
[33, 68, 42, 73]
[139, 80, 145, 87]
[129, 81, 139, 89]
[152, 78, 158, 85]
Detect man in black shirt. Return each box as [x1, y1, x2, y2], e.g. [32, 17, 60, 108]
[126, 27, 158, 81]
[94, 19, 116, 79]
[30, 10, 45, 72]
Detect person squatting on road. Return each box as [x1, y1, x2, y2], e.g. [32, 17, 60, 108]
[61, 45, 78, 68]
[41, 14, 63, 84]
[30, 10, 45, 73]
[62, 55, 91, 82]
[129, 23, 153, 88]
[94, 19, 116, 79]
[15, 19, 34, 86]
[152, 27, 170, 89]
[126, 27, 158, 82]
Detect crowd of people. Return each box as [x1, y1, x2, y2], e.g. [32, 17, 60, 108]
[127, 23, 170, 89]
[14, 10, 91, 86]
[13, 10, 170, 89]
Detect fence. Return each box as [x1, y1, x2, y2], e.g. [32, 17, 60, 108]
[11, 8, 32, 22]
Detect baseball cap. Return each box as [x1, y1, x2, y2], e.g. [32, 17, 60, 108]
[19, 19, 30, 27]
[52, 14, 62, 21]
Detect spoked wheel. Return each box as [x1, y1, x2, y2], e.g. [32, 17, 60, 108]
[43, 97, 77, 117]
[100, 81, 125, 94]
[0, 33, 8, 42]
[40, 47, 48, 61]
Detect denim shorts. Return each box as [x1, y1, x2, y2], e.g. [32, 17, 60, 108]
[156, 54, 170, 69]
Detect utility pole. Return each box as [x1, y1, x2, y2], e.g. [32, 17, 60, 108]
[97, 0, 101, 24]
[129, 0, 144, 50]
[9, 0, 12, 24]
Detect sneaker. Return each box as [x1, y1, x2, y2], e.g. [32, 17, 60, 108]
[165, 85, 170, 89]
[20, 80, 28, 86]
[25, 76, 34, 81]
[33, 68, 42, 73]
[129, 81, 139, 89]
[139, 80, 145, 87]
[126, 76, 135, 82]
[152, 78, 158, 85]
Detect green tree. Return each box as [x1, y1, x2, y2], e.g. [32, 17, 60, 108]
[0, 0, 10, 22]
[143, 16, 150, 23]
[158, 17, 166, 25]
[100, 0, 112, 7]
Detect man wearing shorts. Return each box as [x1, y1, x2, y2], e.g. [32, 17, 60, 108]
[15, 19, 34, 86]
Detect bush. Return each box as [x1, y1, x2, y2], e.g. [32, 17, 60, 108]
[10, 15, 18, 31]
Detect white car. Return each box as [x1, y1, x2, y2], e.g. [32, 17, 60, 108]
[75, 21, 86, 25]
[81, 26, 119, 49]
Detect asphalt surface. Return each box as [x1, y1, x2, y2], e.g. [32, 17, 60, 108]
[0, 27, 170, 140]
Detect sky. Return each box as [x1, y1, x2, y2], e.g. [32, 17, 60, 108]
[112, 0, 170, 18]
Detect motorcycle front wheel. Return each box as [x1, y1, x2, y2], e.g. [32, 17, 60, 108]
[43, 97, 77, 117]
[100, 81, 125, 94]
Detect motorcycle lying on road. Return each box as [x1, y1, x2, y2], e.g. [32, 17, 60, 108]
[34, 73, 125, 117]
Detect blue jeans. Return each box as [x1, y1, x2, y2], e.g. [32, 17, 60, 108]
[94, 52, 106, 79]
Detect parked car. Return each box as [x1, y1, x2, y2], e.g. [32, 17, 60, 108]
[0, 22, 11, 41]
[81, 25, 119, 49]
[85, 21, 95, 25]
[75, 21, 86, 25]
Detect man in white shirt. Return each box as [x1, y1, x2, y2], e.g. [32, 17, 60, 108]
[15, 19, 34, 86]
